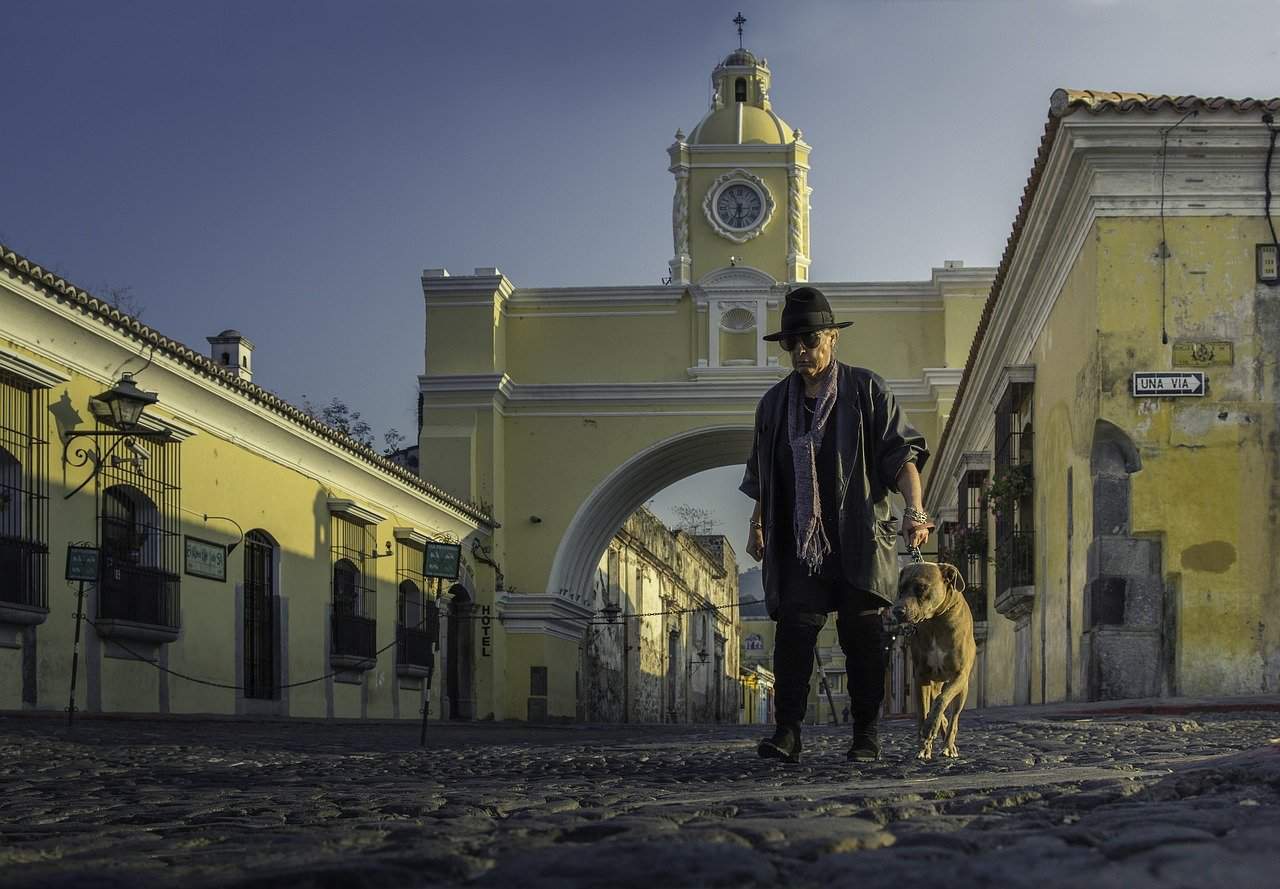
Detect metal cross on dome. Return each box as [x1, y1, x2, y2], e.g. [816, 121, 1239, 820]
[734, 12, 746, 48]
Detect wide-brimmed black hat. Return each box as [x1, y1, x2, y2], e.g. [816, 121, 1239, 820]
[761, 286, 853, 341]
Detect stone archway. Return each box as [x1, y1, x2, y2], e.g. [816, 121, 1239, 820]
[546, 425, 754, 602]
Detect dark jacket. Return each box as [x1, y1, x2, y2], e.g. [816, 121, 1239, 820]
[739, 362, 929, 618]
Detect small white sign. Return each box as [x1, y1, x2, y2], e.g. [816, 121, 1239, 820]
[1131, 372, 1206, 397]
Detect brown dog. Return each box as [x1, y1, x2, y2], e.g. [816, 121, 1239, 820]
[890, 562, 976, 760]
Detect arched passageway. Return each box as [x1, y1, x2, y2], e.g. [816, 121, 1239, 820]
[546, 425, 754, 601]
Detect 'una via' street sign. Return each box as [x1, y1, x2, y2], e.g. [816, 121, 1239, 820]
[1131, 371, 1206, 397]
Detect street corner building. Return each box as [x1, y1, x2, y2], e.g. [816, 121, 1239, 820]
[926, 90, 1280, 707]
[0, 245, 498, 720]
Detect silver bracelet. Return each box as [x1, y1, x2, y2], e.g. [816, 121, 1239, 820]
[903, 506, 930, 524]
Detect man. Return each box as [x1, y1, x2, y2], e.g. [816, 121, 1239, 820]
[740, 286, 931, 764]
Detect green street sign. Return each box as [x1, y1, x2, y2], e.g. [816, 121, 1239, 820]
[424, 541, 461, 580]
[66, 545, 99, 582]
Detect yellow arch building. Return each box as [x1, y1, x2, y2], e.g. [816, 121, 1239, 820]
[420, 48, 993, 720]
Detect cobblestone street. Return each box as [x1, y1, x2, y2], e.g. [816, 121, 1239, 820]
[2, 700, 1279, 889]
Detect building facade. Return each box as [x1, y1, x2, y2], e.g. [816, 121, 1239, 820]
[576, 508, 741, 723]
[926, 90, 1280, 706]
[0, 245, 495, 720]
[419, 45, 993, 721]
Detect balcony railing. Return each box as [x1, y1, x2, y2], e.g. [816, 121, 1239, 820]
[964, 585, 988, 623]
[332, 613, 376, 662]
[995, 529, 1035, 594]
[0, 535, 48, 610]
[98, 560, 180, 628]
[396, 625, 435, 671]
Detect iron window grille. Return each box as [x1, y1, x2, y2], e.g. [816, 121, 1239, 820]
[994, 382, 1035, 595]
[96, 429, 181, 629]
[331, 514, 376, 661]
[951, 468, 990, 622]
[0, 371, 49, 612]
[395, 539, 436, 670]
[243, 529, 277, 699]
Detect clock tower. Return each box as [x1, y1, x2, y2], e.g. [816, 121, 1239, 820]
[668, 47, 811, 285]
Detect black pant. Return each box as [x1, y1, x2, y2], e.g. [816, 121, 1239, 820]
[773, 599, 887, 730]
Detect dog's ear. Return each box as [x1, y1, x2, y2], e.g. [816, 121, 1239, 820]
[940, 562, 966, 594]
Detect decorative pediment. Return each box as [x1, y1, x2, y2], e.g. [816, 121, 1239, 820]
[697, 265, 776, 291]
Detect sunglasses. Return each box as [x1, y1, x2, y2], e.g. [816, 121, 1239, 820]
[778, 331, 825, 352]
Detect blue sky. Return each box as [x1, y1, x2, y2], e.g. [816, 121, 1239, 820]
[4, 0, 1279, 558]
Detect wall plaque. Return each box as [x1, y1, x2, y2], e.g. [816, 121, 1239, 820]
[1173, 341, 1233, 367]
[184, 536, 227, 581]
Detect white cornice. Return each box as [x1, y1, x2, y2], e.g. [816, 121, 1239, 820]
[0, 348, 68, 388]
[686, 143, 803, 154]
[393, 527, 432, 547]
[326, 498, 387, 526]
[496, 593, 594, 642]
[990, 365, 1037, 409]
[420, 367, 964, 410]
[930, 266, 999, 287]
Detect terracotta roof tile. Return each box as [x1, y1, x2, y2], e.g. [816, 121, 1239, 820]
[0, 243, 496, 529]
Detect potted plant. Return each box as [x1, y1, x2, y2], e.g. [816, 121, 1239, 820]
[952, 523, 988, 559]
[983, 464, 1032, 520]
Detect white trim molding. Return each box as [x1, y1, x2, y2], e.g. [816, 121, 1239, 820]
[393, 527, 432, 547]
[990, 365, 1037, 410]
[420, 367, 968, 413]
[0, 348, 69, 388]
[496, 593, 595, 643]
[326, 498, 386, 526]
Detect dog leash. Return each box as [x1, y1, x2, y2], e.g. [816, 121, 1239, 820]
[883, 543, 925, 653]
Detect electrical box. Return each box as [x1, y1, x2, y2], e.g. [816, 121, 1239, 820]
[1259, 243, 1280, 284]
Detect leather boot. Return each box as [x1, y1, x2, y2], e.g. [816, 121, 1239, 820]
[847, 722, 881, 762]
[757, 723, 802, 764]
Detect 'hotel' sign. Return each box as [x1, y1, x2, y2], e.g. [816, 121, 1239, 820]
[1131, 372, 1206, 397]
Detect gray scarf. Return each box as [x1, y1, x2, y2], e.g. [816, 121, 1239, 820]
[787, 360, 838, 574]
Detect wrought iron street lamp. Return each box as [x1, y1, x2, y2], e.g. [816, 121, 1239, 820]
[62, 374, 171, 499]
[94, 373, 157, 430]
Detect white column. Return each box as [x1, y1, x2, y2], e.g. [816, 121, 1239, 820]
[708, 300, 720, 368]
[755, 298, 767, 366]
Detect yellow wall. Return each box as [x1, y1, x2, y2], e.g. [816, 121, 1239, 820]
[0, 276, 490, 720]
[972, 213, 1280, 705]
[1094, 216, 1279, 695]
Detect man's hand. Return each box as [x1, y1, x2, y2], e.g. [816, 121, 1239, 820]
[747, 524, 765, 562]
[903, 520, 930, 550]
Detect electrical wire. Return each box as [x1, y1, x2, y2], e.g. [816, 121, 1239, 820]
[67, 593, 771, 692]
[1263, 114, 1279, 250]
[1158, 109, 1199, 346]
[85, 614, 402, 692]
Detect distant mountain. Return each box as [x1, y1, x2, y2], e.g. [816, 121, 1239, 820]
[738, 567, 768, 618]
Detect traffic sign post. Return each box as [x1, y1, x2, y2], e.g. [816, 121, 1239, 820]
[64, 544, 98, 731]
[1131, 371, 1206, 397]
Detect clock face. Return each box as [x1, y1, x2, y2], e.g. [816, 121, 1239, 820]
[715, 183, 764, 230]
